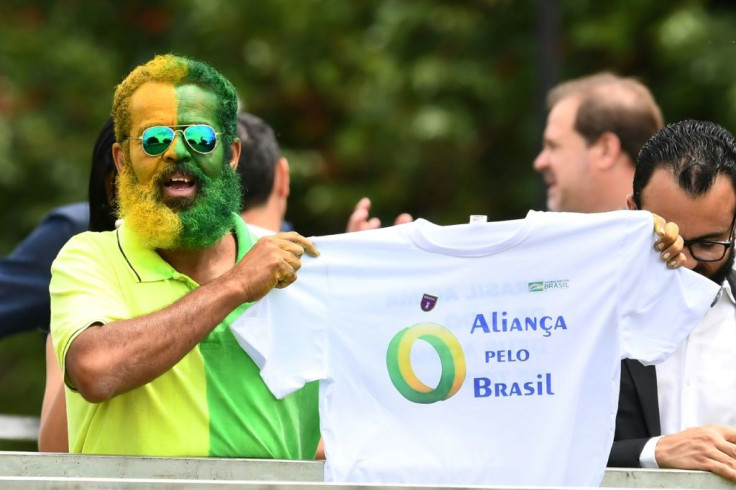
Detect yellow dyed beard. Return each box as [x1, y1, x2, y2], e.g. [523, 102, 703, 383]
[116, 152, 243, 251]
[117, 162, 183, 249]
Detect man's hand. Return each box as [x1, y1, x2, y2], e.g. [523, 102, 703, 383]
[233, 231, 319, 302]
[656, 425, 736, 481]
[652, 213, 686, 269]
[346, 197, 413, 232]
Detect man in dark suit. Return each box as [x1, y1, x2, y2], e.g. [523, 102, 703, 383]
[609, 119, 736, 481]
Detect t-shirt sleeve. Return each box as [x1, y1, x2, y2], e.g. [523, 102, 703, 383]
[230, 255, 329, 399]
[49, 233, 129, 388]
[618, 214, 720, 363]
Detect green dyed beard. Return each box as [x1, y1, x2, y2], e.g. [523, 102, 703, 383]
[117, 155, 242, 250]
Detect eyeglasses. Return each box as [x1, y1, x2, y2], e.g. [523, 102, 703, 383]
[130, 125, 221, 156]
[683, 215, 736, 262]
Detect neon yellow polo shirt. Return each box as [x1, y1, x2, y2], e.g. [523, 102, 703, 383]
[50, 214, 319, 457]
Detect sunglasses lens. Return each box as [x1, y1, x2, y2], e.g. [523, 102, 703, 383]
[138, 125, 218, 155]
[184, 125, 218, 154]
[140, 126, 175, 156]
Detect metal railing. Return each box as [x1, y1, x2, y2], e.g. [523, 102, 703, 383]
[0, 452, 734, 489]
[1, 416, 734, 489]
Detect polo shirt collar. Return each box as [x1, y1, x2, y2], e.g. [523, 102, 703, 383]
[116, 213, 256, 283]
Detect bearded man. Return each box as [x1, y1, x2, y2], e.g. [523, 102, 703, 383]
[49, 54, 320, 457]
[610, 120, 736, 481]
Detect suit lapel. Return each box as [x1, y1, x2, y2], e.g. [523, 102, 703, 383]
[625, 359, 661, 436]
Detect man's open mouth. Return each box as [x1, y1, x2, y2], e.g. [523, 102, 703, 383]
[161, 172, 198, 201]
[164, 175, 195, 190]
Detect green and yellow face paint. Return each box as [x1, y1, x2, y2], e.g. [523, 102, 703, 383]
[112, 55, 242, 250]
[112, 54, 238, 151]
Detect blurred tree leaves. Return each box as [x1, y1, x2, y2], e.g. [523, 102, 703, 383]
[1, 0, 736, 244]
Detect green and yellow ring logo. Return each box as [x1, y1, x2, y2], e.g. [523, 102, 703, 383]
[386, 323, 466, 404]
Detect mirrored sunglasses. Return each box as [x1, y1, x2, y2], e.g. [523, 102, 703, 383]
[133, 125, 221, 156]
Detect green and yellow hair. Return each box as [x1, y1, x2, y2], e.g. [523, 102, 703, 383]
[111, 54, 238, 157]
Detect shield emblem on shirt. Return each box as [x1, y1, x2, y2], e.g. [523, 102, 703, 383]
[421, 294, 438, 312]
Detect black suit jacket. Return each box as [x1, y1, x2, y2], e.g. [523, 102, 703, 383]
[608, 359, 660, 467]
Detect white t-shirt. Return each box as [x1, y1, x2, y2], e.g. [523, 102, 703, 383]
[231, 210, 718, 487]
[244, 223, 275, 237]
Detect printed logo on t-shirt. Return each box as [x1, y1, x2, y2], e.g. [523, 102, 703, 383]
[420, 293, 438, 311]
[528, 279, 570, 292]
[386, 323, 466, 404]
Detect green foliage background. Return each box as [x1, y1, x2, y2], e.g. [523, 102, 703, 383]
[2, 0, 736, 443]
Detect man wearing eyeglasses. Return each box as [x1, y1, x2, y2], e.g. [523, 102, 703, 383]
[609, 119, 736, 481]
[49, 54, 320, 457]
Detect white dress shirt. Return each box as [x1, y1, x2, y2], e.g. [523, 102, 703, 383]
[640, 274, 736, 467]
